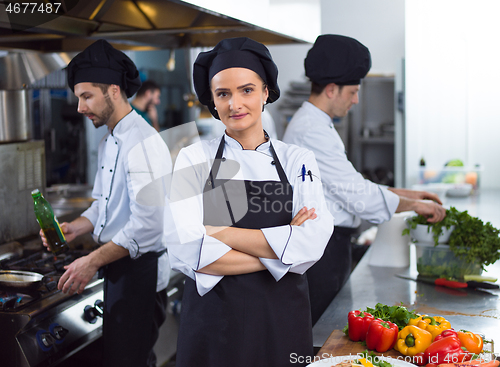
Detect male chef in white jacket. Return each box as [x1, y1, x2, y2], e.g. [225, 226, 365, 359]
[39, 40, 172, 367]
[283, 34, 446, 325]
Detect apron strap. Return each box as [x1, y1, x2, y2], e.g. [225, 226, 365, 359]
[204, 136, 225, 191]
[269, 141, 289, 184]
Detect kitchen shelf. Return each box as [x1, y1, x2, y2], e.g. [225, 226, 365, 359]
[348, 76, 395, 185]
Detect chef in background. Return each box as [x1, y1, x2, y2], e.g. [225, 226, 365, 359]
[131, 79, 162, 132]
[40, 39, 172, 367]
[283, 34, 446, 325]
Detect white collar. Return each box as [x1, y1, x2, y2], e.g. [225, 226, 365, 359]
[223, 131, 271, 152]
[303, 101, 334, 129]
[109, 109, 137, 138]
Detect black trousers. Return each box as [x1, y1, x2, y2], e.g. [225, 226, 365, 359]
[102, 253, 168, 367]
[306, 226, 357, 326]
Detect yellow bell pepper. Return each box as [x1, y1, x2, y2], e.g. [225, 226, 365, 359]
[408, 315, 451, 341]
[394, 325, 433, 356]
[359, 358, 375, 367]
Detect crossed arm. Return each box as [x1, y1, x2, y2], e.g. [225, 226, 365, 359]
[198, 207, 317, 276]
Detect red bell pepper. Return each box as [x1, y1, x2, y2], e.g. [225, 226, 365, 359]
[424, 335, 470, 364]
[347, 310, 374, 342]
[365, 318, 399, 352]
[434, 329, 458, 342]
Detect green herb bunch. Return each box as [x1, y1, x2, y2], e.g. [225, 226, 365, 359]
[447, 210, 500, 268]
[403, 207, 500, 269]
[363, 303, 420, 331]
[343, 302, 419, 335]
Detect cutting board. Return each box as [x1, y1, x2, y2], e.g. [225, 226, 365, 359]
[316, 330, 404, 359]
[316, 330, 494, 360]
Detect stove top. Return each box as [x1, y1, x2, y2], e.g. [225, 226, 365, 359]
[1, 248, 90, 274]
[0, 247, 92, 313]
[0, 241, 104, 367]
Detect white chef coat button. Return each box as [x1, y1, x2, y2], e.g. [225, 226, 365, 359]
[221, 157, 226, 162]
[110, 169, 112, 172]
[101, 166, 104, 169]
[100, 224, 104, 227]
[271, 160, 275, 165]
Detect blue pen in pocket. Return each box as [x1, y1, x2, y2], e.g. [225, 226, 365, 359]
[301, 164, 306, 181]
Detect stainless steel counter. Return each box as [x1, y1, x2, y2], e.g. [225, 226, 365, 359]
[313, 189, 500, 349]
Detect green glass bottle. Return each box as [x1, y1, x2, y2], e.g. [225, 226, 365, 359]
[31, 189, 69, 255]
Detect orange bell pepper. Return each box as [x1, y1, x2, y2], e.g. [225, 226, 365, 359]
[457, 330, 484, 354]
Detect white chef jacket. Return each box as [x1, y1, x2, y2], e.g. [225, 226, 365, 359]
[82, 110, 173, 292]
[282, 101, 400, 228]
[167, 133, 334, 296]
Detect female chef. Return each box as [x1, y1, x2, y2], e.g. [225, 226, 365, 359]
[167, 37, 334, 367]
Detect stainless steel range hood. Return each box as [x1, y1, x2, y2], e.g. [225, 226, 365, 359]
[0, 0, 312, 52]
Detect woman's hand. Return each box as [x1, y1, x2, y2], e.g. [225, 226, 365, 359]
[290, 206, 317, 226]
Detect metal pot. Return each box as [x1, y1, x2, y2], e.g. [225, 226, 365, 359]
[0, 89, 32, 143]
[0, 270, 44, 290]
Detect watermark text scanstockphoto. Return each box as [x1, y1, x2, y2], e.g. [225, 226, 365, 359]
[289, 353, 485, 365]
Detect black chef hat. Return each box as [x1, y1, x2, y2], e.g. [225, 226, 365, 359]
[305, 34, 371, 86]
[67, 39, 141, 98]
[193, 37, 280, 120]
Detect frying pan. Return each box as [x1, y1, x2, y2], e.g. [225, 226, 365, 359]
[0, 270, 45, 290]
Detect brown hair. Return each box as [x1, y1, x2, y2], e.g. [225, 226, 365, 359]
[310, 82, 344, 95]
[135, 80, 160, 98]
[92, 83, 128, 101]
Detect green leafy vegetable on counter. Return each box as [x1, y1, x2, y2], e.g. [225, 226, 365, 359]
[403, 207, 458, 246]
[403, 206, 500, 269]
[448, 210, 500, 268]
[343, 303, 419, 335]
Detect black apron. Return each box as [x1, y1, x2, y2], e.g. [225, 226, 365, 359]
[176, 137, 313, 367]
[102, 251, 167, 367]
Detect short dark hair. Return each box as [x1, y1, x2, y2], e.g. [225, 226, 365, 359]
[136, 80, 160, 97]
[310, 82, 344, 95]
[92, 82, 128, 101]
